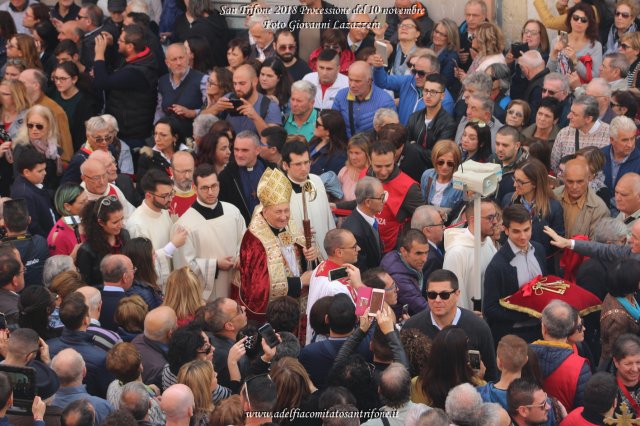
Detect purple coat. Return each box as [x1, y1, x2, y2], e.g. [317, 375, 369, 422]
[380, 251, 427, 316]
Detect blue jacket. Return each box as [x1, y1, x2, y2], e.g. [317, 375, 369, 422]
[9, 175, 57, 238]
[51, 385, 113, 424]
[380, 250, 426, 316]
[332, 85, 396, 138]
[602, 144, 640, 191]
[372, 66, 454, 124]
[420, 168, 464, 209]
[47, 328, 114, 398]
[437, 48, 459, 93]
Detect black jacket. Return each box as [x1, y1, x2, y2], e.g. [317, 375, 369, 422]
[397, 142, 431, 183]
[187, 12, 229, 68]
[522, 68, 550, 125]
[422, 241, 444, 287]
[218, 158, 276, 225]
[341, 209, 382, 273]
[9, 175, 57, 238]
[76, 229, 130, 287]
[406, 107, 456, 151]
[483, 240, 547, 343]
[384, 1, 434, 47]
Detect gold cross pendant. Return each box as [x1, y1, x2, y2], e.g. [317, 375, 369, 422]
[605, 403, 640, 425]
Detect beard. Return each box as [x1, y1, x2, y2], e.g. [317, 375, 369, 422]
[152, 198, 170, 210]
[238, 85, 254, 100]
[278, 52, 294, 64]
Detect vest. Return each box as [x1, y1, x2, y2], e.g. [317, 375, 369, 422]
[107, 49, 159, 139]
[377, 172, 417, 253]
[158, 69, 204, 138]
[543, 353, 586, 412]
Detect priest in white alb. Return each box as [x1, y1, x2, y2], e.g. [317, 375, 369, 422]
[281, 140, 335, 258]
[172, 163, 247, 301]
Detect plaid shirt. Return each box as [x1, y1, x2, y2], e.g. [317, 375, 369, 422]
[550, 121, 610, 172]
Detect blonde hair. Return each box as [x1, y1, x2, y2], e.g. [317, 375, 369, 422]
[475, 22, 505, 57]
[14, 104, 59, 149]
[345, 133, 370, 168]
[430, 140, 462, 170]
[177, 360, 215, 418]
[163, 267, 203, 321]
[434, 18, 461, 52]
[621, 32, 640, 51]
[0, 79, 31, 113]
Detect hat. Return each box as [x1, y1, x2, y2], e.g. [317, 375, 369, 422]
[107, 0, 126, 12]
[257, 168, 292, 207]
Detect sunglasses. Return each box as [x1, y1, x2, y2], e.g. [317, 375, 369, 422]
[437, 159, 455, 168]
[616, 11, 631, 18]
[426, 290, 457, 300]
[411, 69, 427, 77]
[197, 343, 213, 354]
[541, 88, 557, 96]
[27, 123, 44, 130]
[571, 14, 589, 23]
[96, 195, 117, 218]
[278, 44, 296, 51]
[507, 109, 523, 118]
[611, 101, 622, 108]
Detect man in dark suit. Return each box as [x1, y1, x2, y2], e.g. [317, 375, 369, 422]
[98, 254, 135, 331]
[411, 205, 445, 287]
[346, 14, 375, 57]
[341, 176, 385, 273]
[483, 205, 546, 344]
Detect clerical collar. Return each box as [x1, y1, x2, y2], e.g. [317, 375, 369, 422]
[192, 199, 223, 220]
[289, 177, 306, 194]
[262, 213, 286, 235]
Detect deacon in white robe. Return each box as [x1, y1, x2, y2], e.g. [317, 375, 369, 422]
[172, 199, 246, 301]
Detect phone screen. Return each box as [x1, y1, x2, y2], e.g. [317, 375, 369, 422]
[329, 267, 348, 282]
[369, 290, 384, 316]
[258, 323, 280, 348]
[468, 350, 481, 370]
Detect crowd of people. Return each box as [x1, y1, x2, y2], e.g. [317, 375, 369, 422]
[0, 0, 639, 424]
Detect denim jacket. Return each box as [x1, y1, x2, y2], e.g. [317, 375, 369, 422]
[420, 168, 464, 209]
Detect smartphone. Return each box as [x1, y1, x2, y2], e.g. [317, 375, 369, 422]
[258, 323, 280, 348]
[375, 41, 388, 67]
[511, 42, 529, 57]
[329, 267, 348, 282]
[0, 313, 7, 330]
[559, 31, 568, 47]
[227, 97, 244, 116]
[468, 350, 481, 370]
[402, 304, 409, 316]
[368, 289, 385, 317]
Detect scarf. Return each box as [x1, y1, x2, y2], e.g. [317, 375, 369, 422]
[605, 23, 638, 54]
[617, 296, 640, 321]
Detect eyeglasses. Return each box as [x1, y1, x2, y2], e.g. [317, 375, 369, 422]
[399, 23, 417, 30]
[437, 159, 455, 168]
[571, 15, 589, 23]
[433, 28, 447, 37]
[425, 222, 445, 228]
[206, 79, 219, 86]
[514, 179, 531, 186]
[384, 281, 398, 292]
[129, 267, 137, 274]
[340, 243, 359, 251]
[199, 183, 220, 192]
[620, 43, 632, 50]
[77, 14, 89, 19]
[507, 109, 523, 118]
[83, 173, 108, 183]
[616, 11, 631, 18]
[277, 44, 296, 51]
[482, 214, 500, 222]
[407, 62, 416, 69]
[173, 168, 194, 175]
[91, 135, 113, 144]
[523, 393, 548, 410]
[150, 190, 176, 200]
[52, 76, 71, 82]
[197, 343, 213, 354]
[423, 88, 443, 96]
[523, 29, 540, 36]
[226, 303, 245, 323]
[324, 44, 340, 50]
[368, 191, 389, 203]
[541, 88, 561, 96]
[411, 69, 428, 78]
[27, 123, 44, 130]
[611, 101, 622, 108]
[426, 289, 457, 300]
[96, 195, 117, 218]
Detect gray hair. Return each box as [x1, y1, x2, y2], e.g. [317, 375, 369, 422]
[291, 80, 317, 102]
[379, 363, 411, 408]
[42, 255, 75, 287]
[192, 114, 218, 140]
[444, 383, 483, 425]
[544, 72, 570, 93]
[416, 408, 449, 426]
[574, 95, 600, 121]
[587, 78, 612, 98]
[78, 286, 102, 313]
[411, 205, 440, 229]
[85, 116, 111, 135]
[272, 331, 301, 361]
[373, 108, 399, 129]
[100, 114, 119, 133]
[462, 72, 492, 94]
[604, 52, 630, 77]
[610, 115, 637, 139]
[417, 53, 440, 74]
[248, 14, 270, 31]
[477, 403, 507, 426]
[235, 130, 260, 147]
[518, 50, 545, 69]
[121, 381, 151, 421]
[51, 348, 86, 386]
[127, 0, 148, 14]
[354, 176, 381, 204]
[100, 255, 128, 283]
[541, 299, 576, 339]
[470, 93, 494, 113]
[593, 217, 628, 243]
[404, 404, 431, 426]
[486, 63, 511, 94]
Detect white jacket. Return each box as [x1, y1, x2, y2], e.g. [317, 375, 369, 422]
[302, 72, 349, 110]
[442, 228, 497, 311]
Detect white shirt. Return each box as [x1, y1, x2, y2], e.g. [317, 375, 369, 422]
[302, 72, 349, 110]
[430, 307, 462, 330]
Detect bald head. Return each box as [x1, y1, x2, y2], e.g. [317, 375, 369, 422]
[161, 384, 194, 422]
[51, 348, 86, 386]
[235, 63, 257, 80]
[80, 158, 108, 194]
[615, 172, 640, 216]
[564, 159, 591, 201]
[75, 286, 101, 317]
[144, 306, 177, 343]
[348, 61, 373, 99]
[80, 158, 106, 177]
[518, 50, 545, 77]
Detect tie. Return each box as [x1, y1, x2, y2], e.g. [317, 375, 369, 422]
[351, 44, 357, 52]
[373, 220, 378, 231]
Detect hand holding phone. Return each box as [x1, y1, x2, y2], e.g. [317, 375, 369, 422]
[368, 289, 385, 317]
[468, 350, 481, 370]
[329, 267, 348, 282]
[258, 323, 280, 348]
